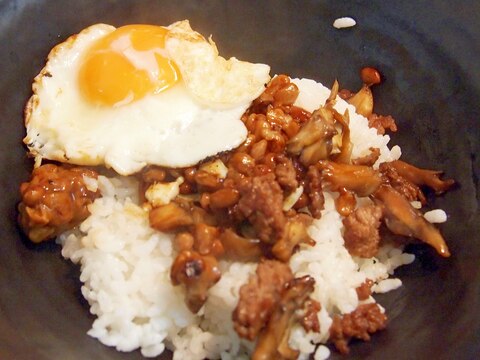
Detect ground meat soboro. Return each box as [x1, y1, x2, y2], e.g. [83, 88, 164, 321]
[305, 165, 325, 218]
[274, 154, 298, 192]
[343, 204, 383, 258]
[330, 303, 387, 354]
[18, 164, 99, 243]
[367, 114, 397, 135]
[236, 173, 286, 243]
[301, 298, 321, 332]
[233, 260, 293, 340]
[380, 162, 426, 204]
[356, 279, 374, 301]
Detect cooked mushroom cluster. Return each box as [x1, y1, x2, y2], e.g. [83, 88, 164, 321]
[19, 70, 454, 356]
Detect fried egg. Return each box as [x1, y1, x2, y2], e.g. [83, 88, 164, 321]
[24, 21, 270, 175]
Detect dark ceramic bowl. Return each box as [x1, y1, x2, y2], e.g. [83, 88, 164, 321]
[1, 1, 479, 359]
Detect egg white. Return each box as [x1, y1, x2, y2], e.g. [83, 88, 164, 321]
[24, 22, 270, 175]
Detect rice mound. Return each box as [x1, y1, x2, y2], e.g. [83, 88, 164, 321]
[58, 78, 414, 360]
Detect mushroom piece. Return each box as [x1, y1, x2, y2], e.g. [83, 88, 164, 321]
[170, 250, 221, 313]
[287, 107, 337, 166]
[272, 214, 315, 262]
[286, 80, 340, 167]
[317, 160, 382, 197]
[352, 147, 381, 167]
[332, 109, 353, 164]
[287, 80, 354, 166]
[149, 201, 193, 232]
[220, 228, 263, 262]
[346, 66, 382, 118]
[347, 84, 374, 118]
[252, 275, 316, 360]
[193, 223, 224, 257]
[387, 160, 455, 194]
[372, 185, 450, 257]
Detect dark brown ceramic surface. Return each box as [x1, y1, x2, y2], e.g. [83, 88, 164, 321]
[0, 1, 479, 359]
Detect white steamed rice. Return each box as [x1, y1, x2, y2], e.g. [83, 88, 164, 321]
[57, 78, 422, 359]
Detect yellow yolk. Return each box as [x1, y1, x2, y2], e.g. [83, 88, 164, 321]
[78, 25, 180, 106]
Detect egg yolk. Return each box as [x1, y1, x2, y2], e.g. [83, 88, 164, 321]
[79, 25, 180, 106]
